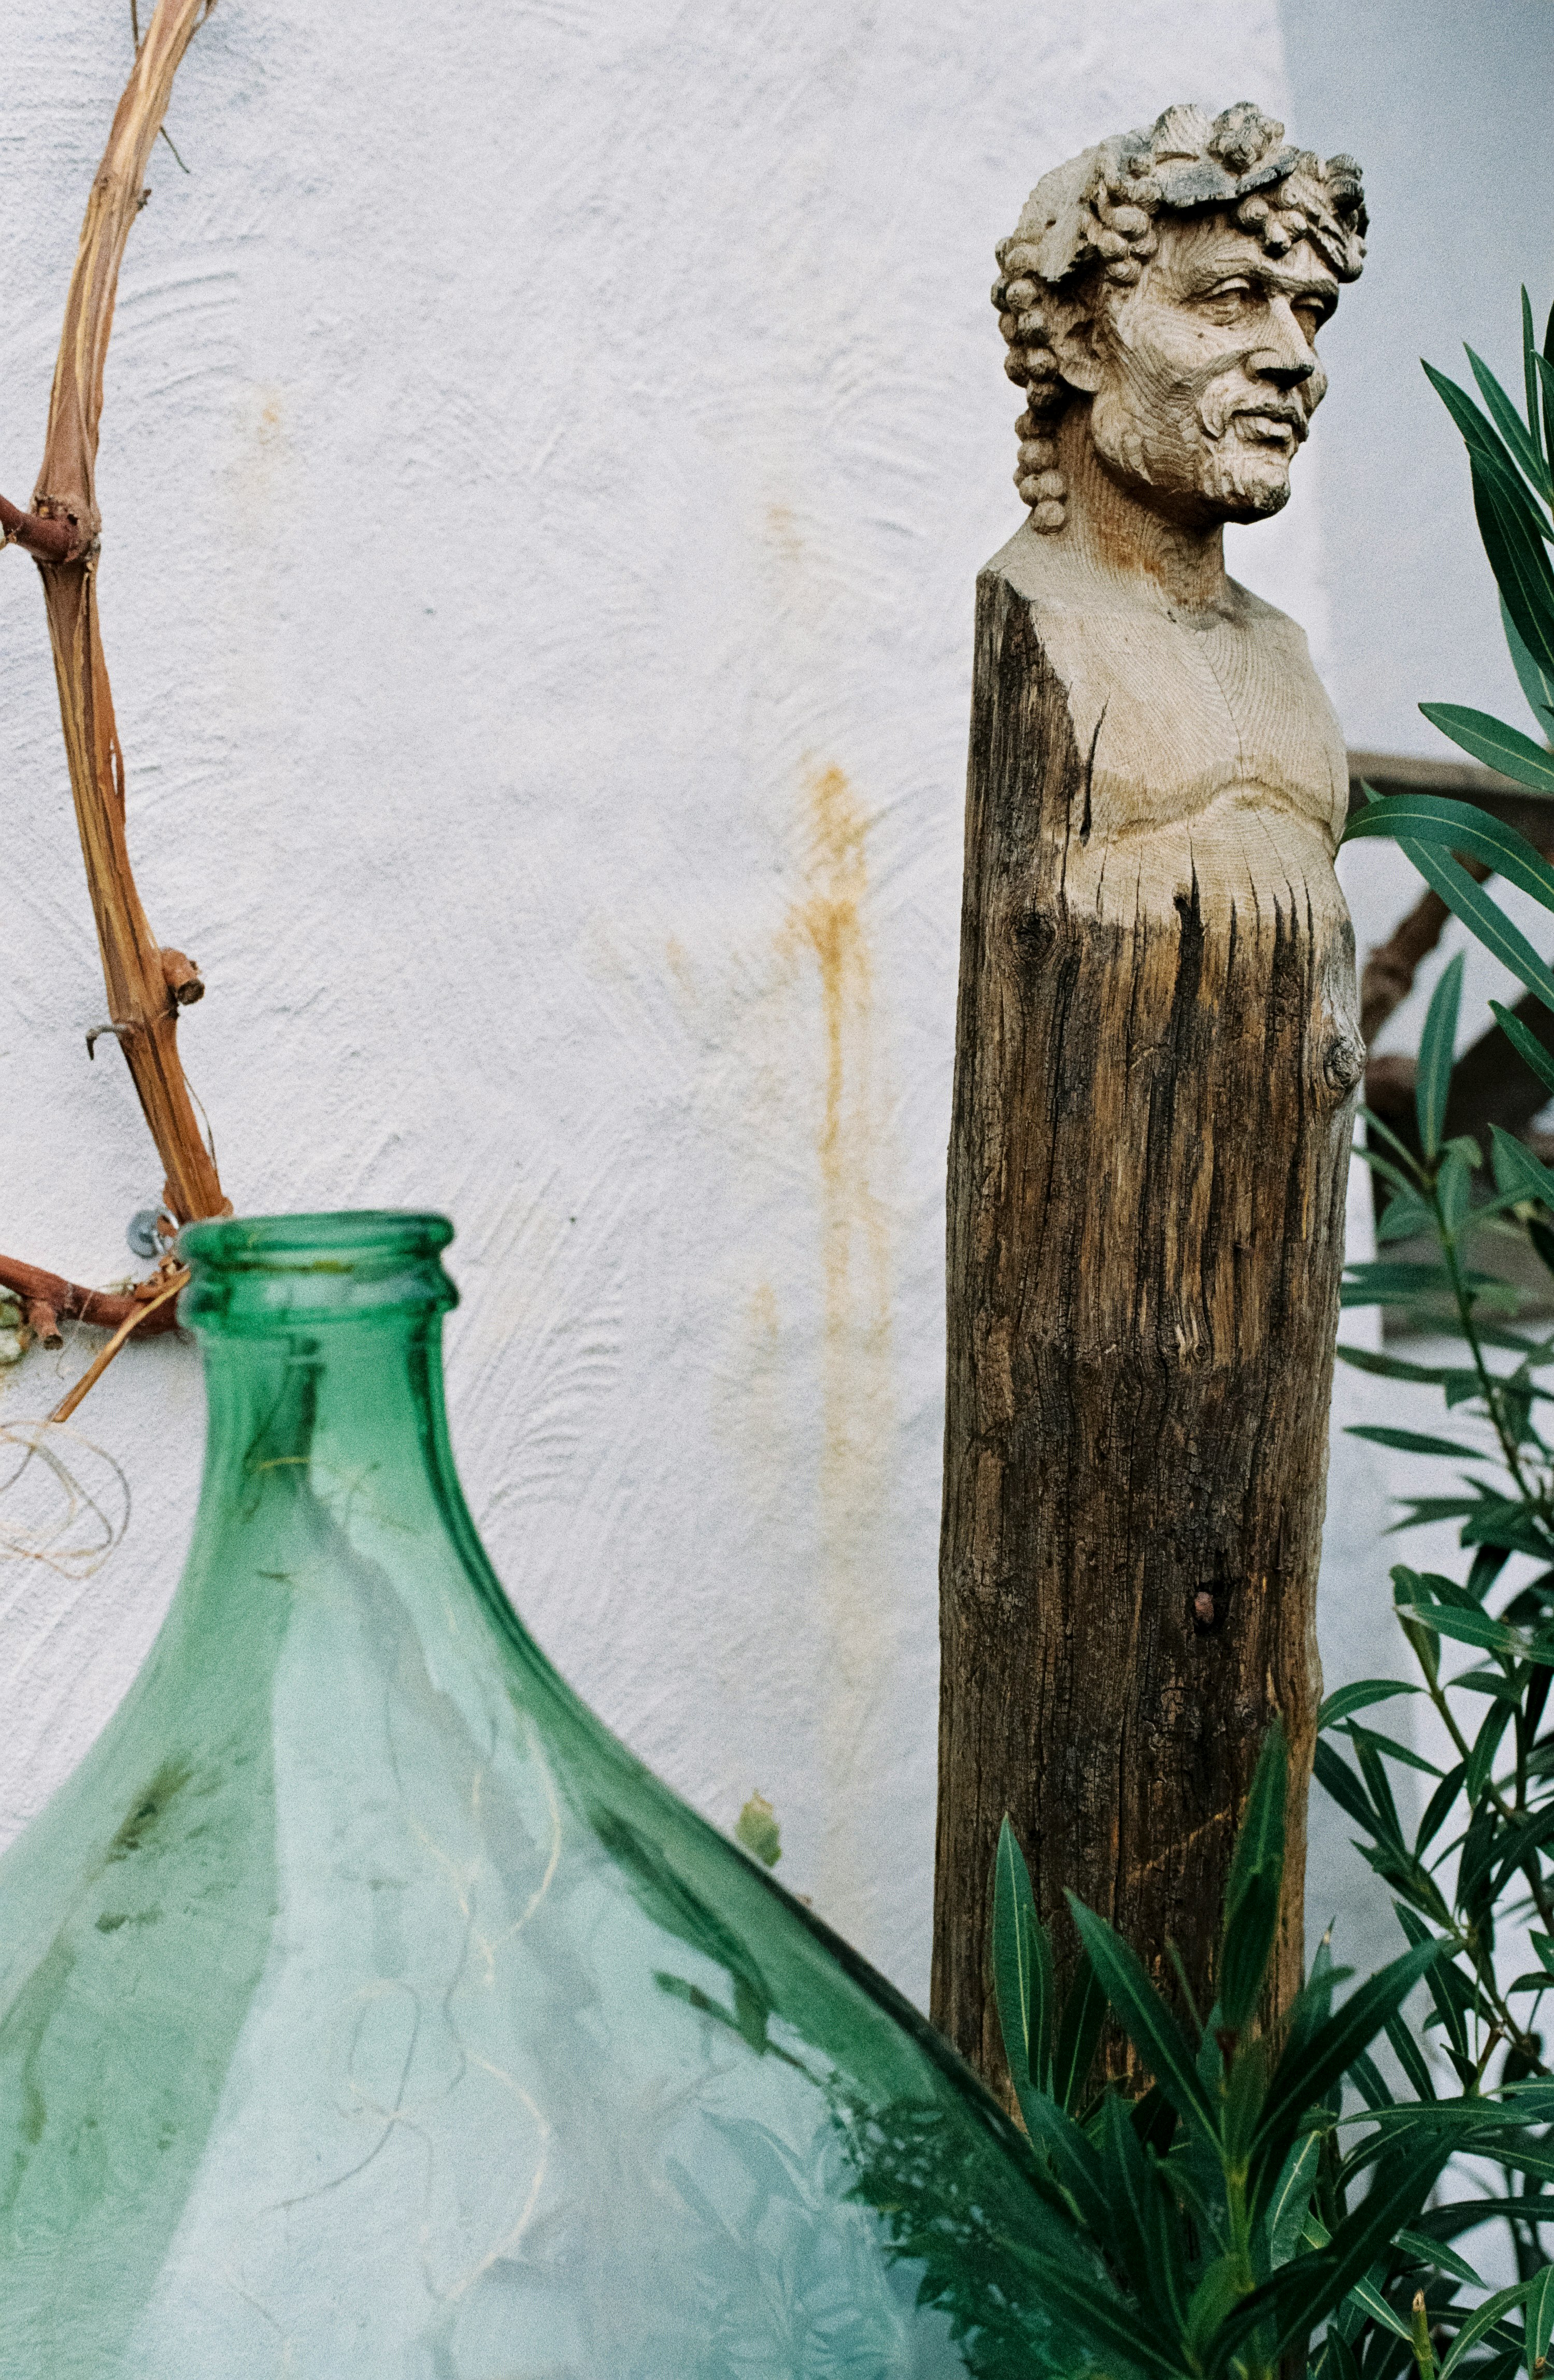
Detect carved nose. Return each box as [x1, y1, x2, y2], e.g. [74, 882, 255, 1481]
[1248, 347, 1315, 390]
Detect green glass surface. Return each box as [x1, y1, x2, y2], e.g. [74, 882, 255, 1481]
[0, 1213, 1083, 2377]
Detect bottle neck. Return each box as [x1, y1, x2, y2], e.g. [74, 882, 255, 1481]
[186, 1312, 473, 1585]
[168, 1212, 540, 1683]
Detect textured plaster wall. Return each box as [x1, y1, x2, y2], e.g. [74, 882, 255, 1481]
[2, 0, 1352, 2010]
[1284, 0, 1554, 1987]
[1281, 0, 1554, 759]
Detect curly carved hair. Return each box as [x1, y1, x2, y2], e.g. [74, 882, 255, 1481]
[994, 101, 1367, 529]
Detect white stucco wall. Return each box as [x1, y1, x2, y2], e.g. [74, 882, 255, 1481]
[1281, 0, 1554, 758]
[0, 0, 1394, 2010]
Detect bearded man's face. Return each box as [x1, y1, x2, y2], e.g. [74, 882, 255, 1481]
[1082, 212, 1337, 526]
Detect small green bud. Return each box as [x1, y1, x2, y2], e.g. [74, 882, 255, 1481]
[735, 1791, 781, 1870]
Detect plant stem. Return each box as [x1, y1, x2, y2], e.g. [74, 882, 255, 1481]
[1436, 1207, 1534, 1498]
[1424, 1672, 1554, 1995]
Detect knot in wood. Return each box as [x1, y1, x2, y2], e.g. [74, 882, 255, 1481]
[1319, 1026, 1365, 1101]
[1007, 901, 1058, 977]
[160, 948, 204, 1007]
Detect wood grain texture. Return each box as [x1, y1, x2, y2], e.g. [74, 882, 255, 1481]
[933, 527, 1361, 2092]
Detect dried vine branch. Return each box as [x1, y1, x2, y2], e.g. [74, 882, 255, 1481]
[0, 1252, 182, 1345]
[49, 1269, 188, 1426]
[0, 0, 225, 1370]
[29, 0, 225, 1225]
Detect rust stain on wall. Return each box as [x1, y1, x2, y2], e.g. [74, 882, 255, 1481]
[663, 934, 695, 1008]
[764, 500, 804, 567]
[781, 764, 894, 1843]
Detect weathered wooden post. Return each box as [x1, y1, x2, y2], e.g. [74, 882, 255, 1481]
[933, 103, 1369, 2086]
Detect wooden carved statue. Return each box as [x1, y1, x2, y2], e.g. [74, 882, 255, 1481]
[933, 102, 1368, 2085]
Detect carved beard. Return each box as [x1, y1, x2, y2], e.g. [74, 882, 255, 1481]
[1088, 368, 1316, 524]
[1193, 371, 1315, 517]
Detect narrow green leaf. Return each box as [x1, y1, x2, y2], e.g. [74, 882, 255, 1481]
[1526, 2262, 1554, 2374]
[1341, 1258, 1517, 1312]
[1414, 2194, 1554, 2243]
[1336, 1343, 1483, 1393]
[1099, 2092, 1156, 2301]
[1225, 1723, 1287, 1900]
[1318, 1678, 1421, 1729]
[1525, 288, 1547, 466]
[1016, 2082, 1113, 2237]
[1341, 2268, 1412, 2339]
[1392, 1906, 1471, 2066]
[1392, 836, 1554, 1017]
[1474, 462, 1554, 680]
[1424, 361, 1553, 543]
[1502, 2142, 1554, 2190]
[1416, 949, 1465, 1160]
[1253, 1942, 1443, 2174]
[1219, 1725, 1287, 2031]
[1418, 705, 1554, 795]
[1491, 1009, 1554, 1121]
[1051, 1948, 1107, 2116]
[1353, 1737, 1405, 1845]
[1250, 2153, 1452, 2365]
[1344, 786, 1554, 896]
[1415, 1764, 1465, 1856]
[1067, 1896, 1219, 2144]
[1396, 1598, 1554, 1664]
[1375, 1188, 1439, 1243]
[1267, 2130, 1324, 2265]
[1355, 1143, 1424, 1200]
[1346, 1425, 1493, 1460]
[1396, 2227, 1484, 2286]
[1471, 411, 1554, 547]
[1443, 2278, 1538, 2377]
[1340, 1722, 1443, 1780]
[1002, 2239, 1193, 2380]
[1386, 1495, 1483, 1533]
[1313, 1737, 1383, 1839]
[1502, 594, 1554, 736]
[1324, 2334, 1362, 2380]
[992, 1816, 1044, 2098]
[1383, 2006, 1437, 2102]
[1362, 1103, 1429, 1172]
[1136, 2118, 1192, 2336]
[1493, 1126, 1554, 1214]
[1349, 2048, 1392, 2110]
[1467, 346, 1554, 499]
[1467, 1695, 1515, 1803]
[1439, 1141, 1476, 1237]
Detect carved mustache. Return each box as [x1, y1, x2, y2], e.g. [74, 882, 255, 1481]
[1197, 380, 1313, 447]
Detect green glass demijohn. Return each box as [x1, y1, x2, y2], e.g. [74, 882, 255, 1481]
[0, 1212, 1086, 2377]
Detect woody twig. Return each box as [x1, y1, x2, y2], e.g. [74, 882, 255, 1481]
[1, 0, 226, 1397]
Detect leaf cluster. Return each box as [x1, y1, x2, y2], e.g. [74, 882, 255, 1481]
[987, 1726, 1554, 2380]
[1284, 282, 1554, 2380]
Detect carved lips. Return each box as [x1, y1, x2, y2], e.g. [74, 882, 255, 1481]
[1228, 404, 1306, 454]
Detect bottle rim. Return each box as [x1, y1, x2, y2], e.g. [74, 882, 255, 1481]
[178, 1210, 458, 1330]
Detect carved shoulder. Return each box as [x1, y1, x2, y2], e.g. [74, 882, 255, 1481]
[977, 530, 1350, 869]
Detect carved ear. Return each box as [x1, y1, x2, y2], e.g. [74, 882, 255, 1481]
[1048, 309, 1105, 396]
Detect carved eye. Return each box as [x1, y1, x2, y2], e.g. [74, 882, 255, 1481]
[1292, 302, 1324, 345]
[1197, 280, 1254, 320]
